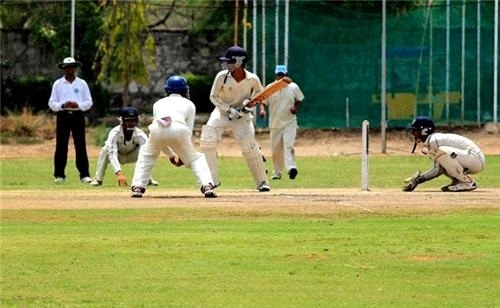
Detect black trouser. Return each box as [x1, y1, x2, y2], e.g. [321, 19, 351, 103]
[53, 111, 90, 179]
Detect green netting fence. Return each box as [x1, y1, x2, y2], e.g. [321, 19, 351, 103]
[250, 1, 497, 129]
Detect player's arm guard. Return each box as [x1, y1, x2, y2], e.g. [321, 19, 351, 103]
[402, 162, 444, 192]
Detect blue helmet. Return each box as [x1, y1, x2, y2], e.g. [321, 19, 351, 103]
[119, 107, 139, 121]
[407, 116, 435, 144]
[164, 75, 189, 95]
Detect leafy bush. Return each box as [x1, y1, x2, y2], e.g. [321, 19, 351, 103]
[184, 73, 214, 113]
[1, 76, 52, 115]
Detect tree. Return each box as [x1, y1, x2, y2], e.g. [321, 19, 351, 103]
[0, 1, 100, 80]
[94, 0, 156, 107]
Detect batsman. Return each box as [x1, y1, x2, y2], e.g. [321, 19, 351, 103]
[403, 116, 485, 192]
[200, 46, 271, 192]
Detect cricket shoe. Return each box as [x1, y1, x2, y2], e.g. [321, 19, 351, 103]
[90, 179, 102, 186]
[201, 184, 217, 198]
[258, 181, 271, 192]
[148, 179, 159, 186]
[440, 178, 459, 192]
[271, 174, 281, 180]
[288, 168, 298, 180]
[445, 180, 477, 192]
[131, 186, 146, 198]
[54, 177, 65, 184]
[80, 176, 92, 184]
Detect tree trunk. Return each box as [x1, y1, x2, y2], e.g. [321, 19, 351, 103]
[121, 81, 130, 108]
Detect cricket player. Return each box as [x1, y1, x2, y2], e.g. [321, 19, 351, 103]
[130, 75, 216, 198]
[200, 45, 271, 192]
[403, 116, 485, 192]
[90, 107, 158, 187]
[259, 65, 304, 180]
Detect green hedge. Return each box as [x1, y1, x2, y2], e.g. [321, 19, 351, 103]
[184, 73, 214, 113]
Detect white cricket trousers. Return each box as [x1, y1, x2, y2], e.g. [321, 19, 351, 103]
[439, 146, 485, 174]
[270, 121, 297, 177]
[131, 122, 214, 189]
[94, 147, 139, 181]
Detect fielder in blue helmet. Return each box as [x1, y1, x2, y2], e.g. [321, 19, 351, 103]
[164, 75, 189, 97]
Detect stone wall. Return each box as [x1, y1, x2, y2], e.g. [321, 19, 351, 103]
[1, 30, 58, 79]
[1, 29, 224, 109]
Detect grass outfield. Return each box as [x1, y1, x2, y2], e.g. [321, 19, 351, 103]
[1, 155, 499, 190]
[1, 156, 499, 306]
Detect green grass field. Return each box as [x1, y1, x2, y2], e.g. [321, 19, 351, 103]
[1, 155, 499, 190]
[1, 156, 500, 306]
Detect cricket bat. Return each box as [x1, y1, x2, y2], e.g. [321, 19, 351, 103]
[246, 77, 292, 107]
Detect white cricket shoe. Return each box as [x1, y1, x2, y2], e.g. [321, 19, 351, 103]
[131, 186, 145, 198]
[201, 184, 217, 198]
[90, 179, 102, 186]
[148, 179, 159, 186]
[440, 178, 459, 191]
[54, 177, 65, 184]
[80, 177, 92, 184]
[258, 182, 271, 192]
[446, 180, 477, 192]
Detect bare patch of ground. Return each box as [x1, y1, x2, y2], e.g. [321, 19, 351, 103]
[1, 188, 499, 212]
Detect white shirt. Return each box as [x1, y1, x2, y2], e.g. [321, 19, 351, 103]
[104, 125, 148, 173]
[152, 94, 196, 133]
[149, 93, 197, 157]
[48, 76, 93, 112]
[425, 132, 483, 156]
[266, 82, 304, 129]
[209, 69, 263, 112]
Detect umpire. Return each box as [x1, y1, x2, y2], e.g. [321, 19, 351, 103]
[48, 57, 93, 184]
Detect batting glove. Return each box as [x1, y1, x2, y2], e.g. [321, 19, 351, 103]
[227, 107, 242, 120]
[241, 99, 254, 113]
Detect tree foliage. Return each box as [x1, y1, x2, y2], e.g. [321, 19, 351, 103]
[94, 0, 156, 107]
[0, 1, 101, 80]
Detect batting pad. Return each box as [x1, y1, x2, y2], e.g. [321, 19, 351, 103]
[240, 135, 268, 187]
[200, 125, 220, 185]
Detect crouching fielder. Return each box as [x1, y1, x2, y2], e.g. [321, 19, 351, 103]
[403, 116, 485, 192]
[130, 75, 217, 198]
[91, 107, 158, 187]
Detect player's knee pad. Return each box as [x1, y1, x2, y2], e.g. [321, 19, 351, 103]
[200, 125, 220, 149]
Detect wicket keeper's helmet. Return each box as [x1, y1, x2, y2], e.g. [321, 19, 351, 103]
[119, 107, 139, 131]
[406, 116, 435, 143]
[120, 107, 139, 122]
[219, 46, 247, 65]
[164, 75, 189, 95]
